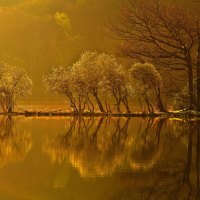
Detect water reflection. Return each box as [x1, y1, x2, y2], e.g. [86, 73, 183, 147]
[0, 116, 200, 199]
[111, 120, 200, 200]
[43, 117, 164, 177]
[0, 116, 32, 168]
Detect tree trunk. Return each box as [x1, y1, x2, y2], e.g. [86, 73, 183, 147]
[144, 94, 153, 113]
[138, 97, 144, 112]
[196, 121, 200, 190]
[87, 94, 95, 112]
[155, 87, 165, 112]
[186, 52, 195, 110]
[197, 41, 200, 112]
[8, 105, 13, 113]
[122, 97, 131, 113]
[112, 92, 121, 113]
[116, 100, 121, 113]
[188, 66, 195, 110]
[78, 96, 82, 112]
[105, 100, 111, 113]
[93, 93, 105, 112]
[0, 102, 6, 113]
[67, 94, 78, 113]
[7, 98, 13, 113]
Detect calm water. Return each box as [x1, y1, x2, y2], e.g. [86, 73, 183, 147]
[0, 116, 199, 200]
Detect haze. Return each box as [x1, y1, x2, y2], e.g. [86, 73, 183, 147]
[0, 0, 197, 105]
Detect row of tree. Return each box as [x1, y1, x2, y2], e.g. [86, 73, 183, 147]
[0, 50, 196, 114]
[0, 51, 174, 114]
[44, 51, 165, 113]
[44, 0, 200, 114]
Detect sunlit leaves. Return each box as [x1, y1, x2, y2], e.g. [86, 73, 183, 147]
[44, 66, 71, 95]
[44, 53, 165, 113]
[55, 12, 71, 31]
[0, 62, 32, 112]
[130, 63, 163, 95]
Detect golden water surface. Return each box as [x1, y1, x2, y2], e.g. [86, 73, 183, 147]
[0, 116, 199, 200]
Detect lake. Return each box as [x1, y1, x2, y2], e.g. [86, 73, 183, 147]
[0, 116, 199, 200]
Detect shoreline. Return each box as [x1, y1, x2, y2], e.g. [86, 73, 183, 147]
[0, 110, 200, 118]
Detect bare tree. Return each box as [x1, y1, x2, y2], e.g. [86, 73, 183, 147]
[111, 0, 200, 110]
[196, 19, 200, 111]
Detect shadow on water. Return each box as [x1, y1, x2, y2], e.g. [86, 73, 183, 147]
[0, 116, 32, 168]
[43, 117, 164, 177]
[110, 120, 200, 200]
[42, 117, 200, 199]
[0, 116, 200, 199]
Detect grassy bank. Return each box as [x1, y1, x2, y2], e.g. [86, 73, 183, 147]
[0, 110, 200, 118]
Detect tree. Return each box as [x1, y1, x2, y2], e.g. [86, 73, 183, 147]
[70, 68, 95, 113]
[44, 66, 80, 113]
[99, 53, 131, 113]
[129, 63, 164, 112]
[196, 19, 200, 111]
[45, 52, 133, 113]
[173, 80, 198, 110]
[0, 62, 32, 112]
[72, 51, 106, 112]
[173, 87, 190, 110]
[111, 0, 200, 110]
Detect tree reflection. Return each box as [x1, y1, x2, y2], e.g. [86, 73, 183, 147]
[196, 121, 200, 198]
[43, 117, 200, 199]
[128, 118, 164, 171]
[43, 117, 164, 177]
[0, 116, 32, 168]
[109, 120, 200, 200]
